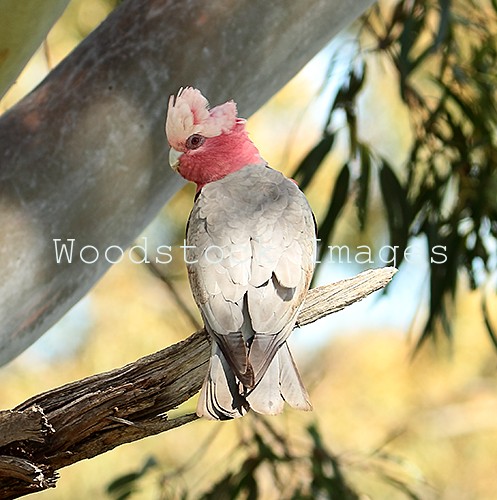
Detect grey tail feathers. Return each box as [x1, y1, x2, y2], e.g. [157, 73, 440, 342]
[196, 341, 311, 420]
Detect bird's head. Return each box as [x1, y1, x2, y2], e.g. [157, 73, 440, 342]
[165, 87, 261, 190]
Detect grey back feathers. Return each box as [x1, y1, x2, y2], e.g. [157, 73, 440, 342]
[186, 163, 316, 420]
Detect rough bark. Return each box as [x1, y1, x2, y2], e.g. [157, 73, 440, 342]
[0, 267, 395, 498]
[0, 0, 376, 366]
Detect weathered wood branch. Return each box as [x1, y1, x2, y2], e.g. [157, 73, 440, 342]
[0, 267, 396, 498]
[0, 406, 53, 448]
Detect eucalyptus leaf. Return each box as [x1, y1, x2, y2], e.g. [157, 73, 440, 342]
[482, 291, 497, 350]
[357, 143, 371, 231]
[292, 133, 335, 191]
[379, 160, 410, 269]
[317, 163, 351, 265]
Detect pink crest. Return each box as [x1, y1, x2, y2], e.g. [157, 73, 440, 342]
[165, 87, 238, 147]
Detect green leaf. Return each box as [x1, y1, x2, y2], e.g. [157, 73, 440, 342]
[317, 163, 351, 265]
[434, 0, 452, 49]
[292, 133, 335, 191]
[347, 62, 367, 99]
[322, 64, 365, 154]
[328, 63, 366, 116]
[346, 108, 358, 157]
[254, 431, 279, 461]
[307, 424, 360, 499]
[204, 456, 261, 500]
[414, 225, 459, 352]
[376, 472, 423, 500]
[106, 456, 158, 500]
[106, 472, 141, 500]
[482, 292, 497, 351]
[433, 79, 480, 127]
[356, 143, 371, 231]
[378, 160, 410, 269]
[396, 2, 429, 100]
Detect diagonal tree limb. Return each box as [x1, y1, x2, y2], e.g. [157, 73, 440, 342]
[0, 267, 396, 498]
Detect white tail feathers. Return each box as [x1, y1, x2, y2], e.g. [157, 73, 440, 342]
[246, 347, 285, 415]
[276, 342, 312, 410]
[197, 343, 248, 420]
[196, 341, 311, 420]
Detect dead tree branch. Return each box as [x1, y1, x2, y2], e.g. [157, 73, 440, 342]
[0, 267, 396, 498]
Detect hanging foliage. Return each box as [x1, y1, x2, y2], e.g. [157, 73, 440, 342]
[293, 0, 497, 349]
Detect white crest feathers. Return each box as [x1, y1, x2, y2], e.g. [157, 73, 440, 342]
[165, 87, 238, 147]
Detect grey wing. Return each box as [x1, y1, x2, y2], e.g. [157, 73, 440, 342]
[187, 184, 254, 387]
[186, 164, 316, 388]
[246, 176, 316, 386]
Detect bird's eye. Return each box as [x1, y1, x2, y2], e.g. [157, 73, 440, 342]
[185, 134, 205, 150]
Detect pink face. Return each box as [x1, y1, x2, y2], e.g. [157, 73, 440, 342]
[168, 120, 261, 189]
[168, 132, 207, 171]
[165, 88, 261, 189]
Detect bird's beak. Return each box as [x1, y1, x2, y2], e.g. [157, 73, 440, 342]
[169, 148, 182, 171]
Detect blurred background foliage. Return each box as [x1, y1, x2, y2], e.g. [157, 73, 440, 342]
[294, 0, 497, 351]
[1, 0, 497, 498]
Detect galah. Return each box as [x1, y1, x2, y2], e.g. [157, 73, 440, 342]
[165, 87, 316, 420]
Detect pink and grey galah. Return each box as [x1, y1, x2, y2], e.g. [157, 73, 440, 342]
[165, 87, 316, 420]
